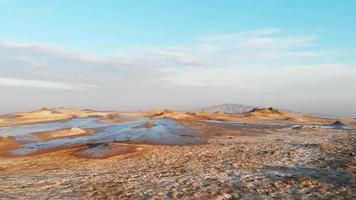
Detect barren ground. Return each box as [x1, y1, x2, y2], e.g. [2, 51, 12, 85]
[0, 108, 355, 199]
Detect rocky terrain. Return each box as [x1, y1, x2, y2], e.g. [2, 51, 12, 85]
[0, 108, 355, 199]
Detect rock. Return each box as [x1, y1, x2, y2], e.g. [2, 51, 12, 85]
[203, 177, 212, 186]
[223, 193, 232, 199]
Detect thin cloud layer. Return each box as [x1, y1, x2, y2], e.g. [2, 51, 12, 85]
[0, 28, 355, 117]
[0, 77, 96, 90]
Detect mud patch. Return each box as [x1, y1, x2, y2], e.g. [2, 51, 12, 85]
[73, 143, 137, 159]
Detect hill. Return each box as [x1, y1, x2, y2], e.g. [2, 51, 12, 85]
[198, 104, 256, 114]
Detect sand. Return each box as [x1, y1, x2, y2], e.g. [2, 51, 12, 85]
[0, 107, 117, 127]
[0, 107, 355, 199]
[120, 107, 349, 125]
[0, 123, 354, 199]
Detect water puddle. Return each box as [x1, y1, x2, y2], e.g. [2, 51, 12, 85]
[0, 116, 205, 156]
[0, 117, 104, 136]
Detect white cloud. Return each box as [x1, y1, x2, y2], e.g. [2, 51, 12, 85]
[284, 50, 350, 57]
[164, 64, 356, 88]
[238, 35, 315, 48]
[0, 77, 97, 90]
[200, 27, 282, 42]
[0, 28, 355, 116]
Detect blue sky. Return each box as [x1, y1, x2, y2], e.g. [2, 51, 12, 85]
[1, 0, 355, 55]
[0, 0, 355, 117]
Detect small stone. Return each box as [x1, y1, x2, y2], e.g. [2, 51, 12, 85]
[223, 193, 232, 199]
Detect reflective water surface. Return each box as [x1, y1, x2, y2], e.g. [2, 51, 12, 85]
[0, 116, 205, 155]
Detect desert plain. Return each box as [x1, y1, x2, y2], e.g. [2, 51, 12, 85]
[0, 107, 355, 199]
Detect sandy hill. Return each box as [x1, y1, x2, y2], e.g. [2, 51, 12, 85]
[118, 107, 338, 123]
[144, 109, 198, 120]
[241, 107, 332, 123]
[0, 107, 117, 127]
[2, 107, 355, 127]
[0, 135, 25, 151]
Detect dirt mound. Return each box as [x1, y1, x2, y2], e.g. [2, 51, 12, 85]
[14, 108, 65, 120]
[0, 135, 25, 151]
[147, 110, 198, 120]
[39, 107, 51, 111]
[244, 107, 287, 119]
[152, 111, 173, 117]
[143, 121, 155, 128]
[0, 108, 117, 127]
[249, 107, 281, 114]
[0, 135, 16, 143]
[134, 121, 156, 129]
[240, 107, 323, 122]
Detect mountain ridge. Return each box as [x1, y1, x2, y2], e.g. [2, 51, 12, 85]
[197, 103, 256, 114]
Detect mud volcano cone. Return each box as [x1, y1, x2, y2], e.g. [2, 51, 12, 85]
[331, 120, 346, 126]
[328, 120, 352, 129]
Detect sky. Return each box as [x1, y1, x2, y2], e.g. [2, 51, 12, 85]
[0, 0, 355, 117]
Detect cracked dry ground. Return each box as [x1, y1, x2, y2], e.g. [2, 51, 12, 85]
[0, 124, 355, 199]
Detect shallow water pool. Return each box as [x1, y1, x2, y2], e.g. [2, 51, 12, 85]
[0, 116, 205, 155]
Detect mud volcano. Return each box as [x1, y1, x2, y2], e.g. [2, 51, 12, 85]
[313, 120, 355, 130]
[329, 120, 352, 129]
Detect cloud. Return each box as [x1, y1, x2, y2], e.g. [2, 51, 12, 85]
[0, 77, 97, 90]
[238, 35, 315, 48]
[200, 27, 282, 42]
[0, 28, 355, 116]
[284, 50, 350, 57]
[164, 64, 356, 88]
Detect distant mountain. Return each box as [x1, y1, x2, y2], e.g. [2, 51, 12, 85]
[197, 104, 256, 114]
[195, 104, 347, 119]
